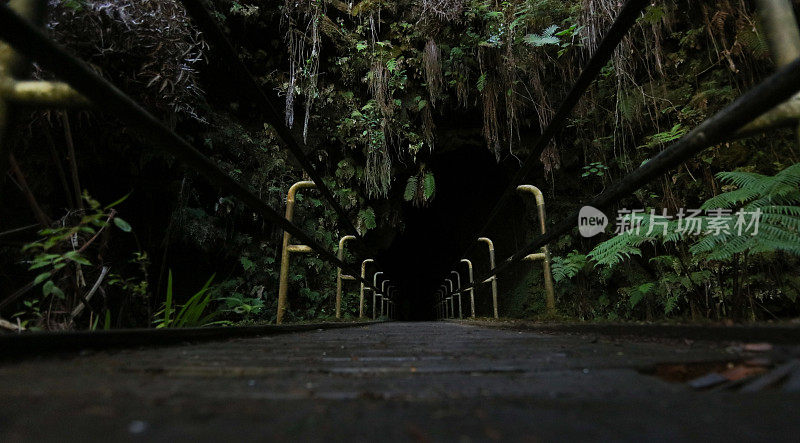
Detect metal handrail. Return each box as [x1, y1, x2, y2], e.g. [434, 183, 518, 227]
[460, 259, 475, 318]
[450, 271, 462, 319]
[359, 259, 374, 319]
[277, 181, 316, 324]
[477, 237, 498, 319]
[335, 235, 357, 319]
[517, 185, 556, 315]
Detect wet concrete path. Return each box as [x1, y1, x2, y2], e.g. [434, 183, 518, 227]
[1, 322, 799, 441]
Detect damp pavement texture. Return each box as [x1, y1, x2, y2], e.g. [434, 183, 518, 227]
[1, 322, 799, 442]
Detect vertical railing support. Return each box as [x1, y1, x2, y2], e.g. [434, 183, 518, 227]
[359, 259, 374, 319]
[277, 180, 316, 324]
[460, 259, 476, 318]
[517, 185, 556, 315]
[450, 271, 462, 319]
[380, 281, 391, 318]
[385, 285, 395, 318]
[335, 235, 357, 319]
[0, 0, 88, 173]
[477, 237, 499, 319]
[387, 287, 397, 320]
[372, 271, 384, 320]
[444, 279, 454, 319]
[440, 285, 449, 318]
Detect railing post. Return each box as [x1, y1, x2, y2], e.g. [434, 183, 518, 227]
[359, 259, 374, 318]
[0, 0, 87, 172]
[277, 180, 316, 324]
[444, 279, 454, 319]
[372, 271, 384, 320]
[381, 281, 391, 318]
[385, 285, 394, 318]
[439, 285, 448, 318]
[450, 271, 462, 319]
[436, 289, 443, 319]
[387, 287, 397, 320]
[460, 259, 475, 318]
[477, 237, 499, 319]
[335, 235, 357, 319]
[517, 185, 556, 315]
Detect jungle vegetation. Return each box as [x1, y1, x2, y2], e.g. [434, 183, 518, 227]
[0, 0, 798, 331]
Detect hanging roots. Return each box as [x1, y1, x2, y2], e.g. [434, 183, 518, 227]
[369, 60, 394, 118]
[480, 74, 501, 160]
[424, 39, 444, 107]
[419, 0, 465, 22]
[454, 61, 469, 108]
[283, 0, 323, 142]
[540, 143, 560, 176]
[365, 129, 392, 199]
[364, 117, 392, 199]
[501, 34, 519, 157]
[422, 104, 435, 150]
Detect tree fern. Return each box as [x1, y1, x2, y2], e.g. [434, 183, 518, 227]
[550, 250, 587, 282]
[586, 231, 647, 267]
[588, 163, 800, 266]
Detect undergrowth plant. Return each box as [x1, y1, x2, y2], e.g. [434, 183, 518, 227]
[580, 163, 800, 319]
[588, 163, 800, 267]
[153, 271, 224, 328]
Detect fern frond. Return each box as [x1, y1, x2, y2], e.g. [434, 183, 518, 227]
[774, 162, 800, 187]
[550, 250, 587, 282]
[701, 188, 761, 209]
[404, 176, 417, 202]
[703, 235, 751, 260]
[715, 170, 770, 190]
[590, 163, 800, 266]
[423, 172, 436, 200]
[760, 210, 800, 230]
[587, 232, 648, 268]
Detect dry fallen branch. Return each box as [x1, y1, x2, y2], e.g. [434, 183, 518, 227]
[70, 266, 109, 320]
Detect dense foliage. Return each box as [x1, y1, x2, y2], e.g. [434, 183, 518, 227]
[1, 0, 798, 330]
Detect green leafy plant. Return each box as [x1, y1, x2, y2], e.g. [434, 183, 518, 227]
[550, 250, 587, 283]
[691, 163, 800, 260]
[589, 163, 800, 265]
[404, 168, 436, 207]
[222, 292, 264, 319]
[641, 123, 688, 149]
[582, 162, 609, 178]
[357, 207, 377, 234]
[23, 193, 132, 300]
[153, 271, 219, 328]
[621, 282, 655, 309]
[524, 25, 560, 47]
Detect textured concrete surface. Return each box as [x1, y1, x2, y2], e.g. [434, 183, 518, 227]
[1, 322, 799, 441]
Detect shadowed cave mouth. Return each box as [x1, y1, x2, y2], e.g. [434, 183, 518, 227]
[376, 142, 529, 321]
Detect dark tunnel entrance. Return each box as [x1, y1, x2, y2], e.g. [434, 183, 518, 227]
[377, 143, 525, 320]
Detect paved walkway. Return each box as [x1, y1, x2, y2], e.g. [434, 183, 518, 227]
[1, 322, 798, 441]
